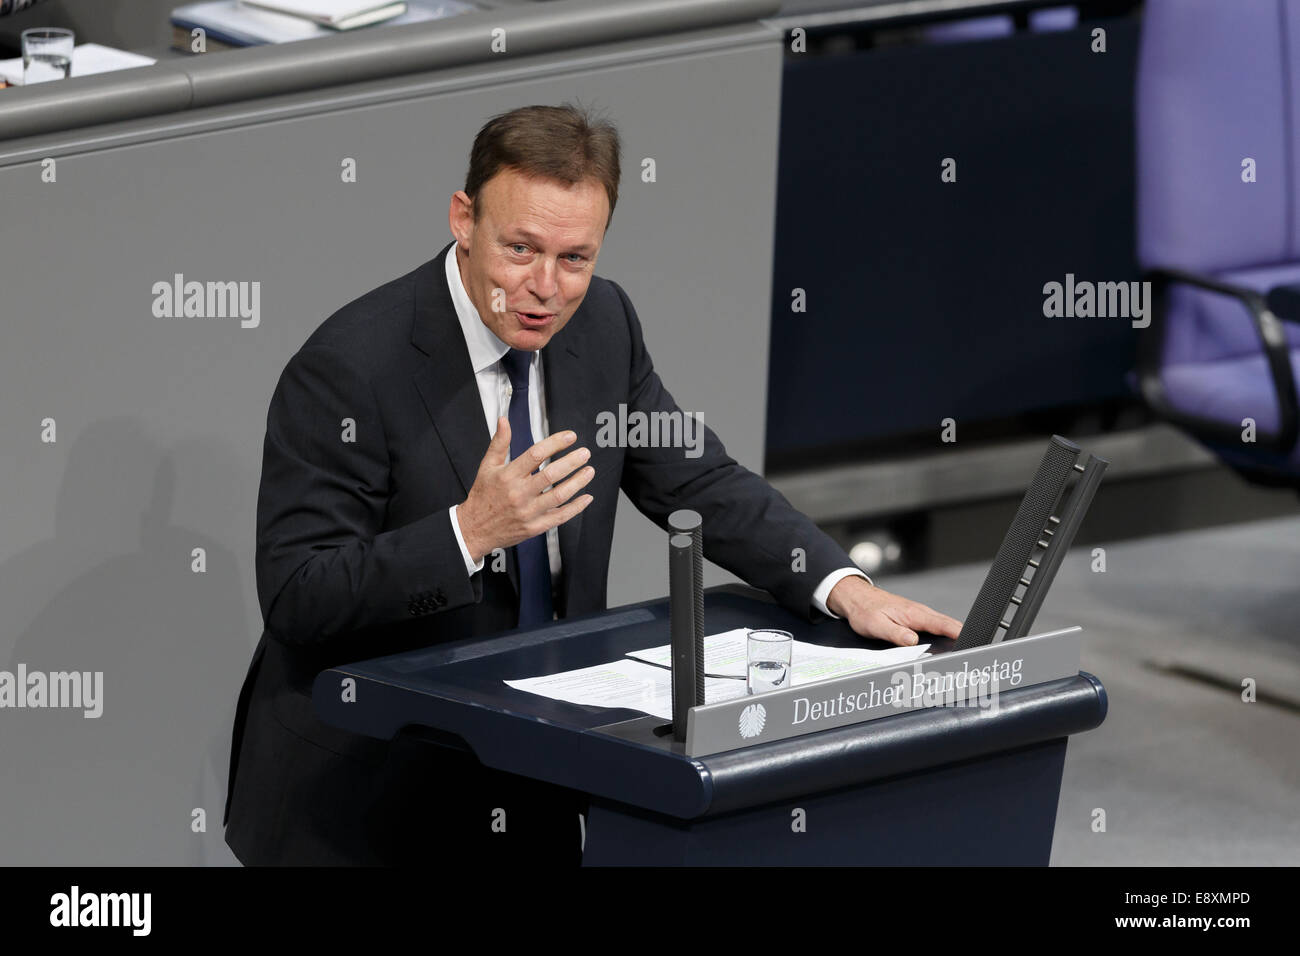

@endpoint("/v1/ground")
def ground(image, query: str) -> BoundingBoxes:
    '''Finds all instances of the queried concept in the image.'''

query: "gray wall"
[0,19,782,863]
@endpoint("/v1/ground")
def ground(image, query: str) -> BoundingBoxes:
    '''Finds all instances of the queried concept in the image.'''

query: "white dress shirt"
[442,243,871,619]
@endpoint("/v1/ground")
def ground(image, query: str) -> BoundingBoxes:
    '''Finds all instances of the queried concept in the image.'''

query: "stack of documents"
[170,0,474,50]
[242,0,408,31]
[504,628,931,721]
[0,44,156,87]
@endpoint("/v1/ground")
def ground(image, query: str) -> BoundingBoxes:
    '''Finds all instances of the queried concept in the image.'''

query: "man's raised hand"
[457,416,595,564]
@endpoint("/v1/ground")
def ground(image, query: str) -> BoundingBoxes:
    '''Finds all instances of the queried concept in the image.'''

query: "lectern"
[312,584,1106,865]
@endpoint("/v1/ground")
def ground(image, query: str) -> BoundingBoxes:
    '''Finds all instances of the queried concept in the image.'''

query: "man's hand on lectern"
[458,417,596,564]
[825,575,962,648]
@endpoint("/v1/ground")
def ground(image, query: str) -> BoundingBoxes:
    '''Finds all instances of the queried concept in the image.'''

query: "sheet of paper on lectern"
[626,627,930,681]
[504,658,747,722]
[503,629,930,720]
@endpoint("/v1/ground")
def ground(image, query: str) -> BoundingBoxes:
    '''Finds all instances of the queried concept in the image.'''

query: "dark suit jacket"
[223,239,857,865]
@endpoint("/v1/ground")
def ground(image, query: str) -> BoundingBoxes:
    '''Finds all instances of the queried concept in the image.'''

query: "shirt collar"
[444,241,526,375]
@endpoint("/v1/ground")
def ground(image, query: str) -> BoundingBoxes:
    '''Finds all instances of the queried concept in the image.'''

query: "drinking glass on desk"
[22,28,74,85]
[747,629,793,695]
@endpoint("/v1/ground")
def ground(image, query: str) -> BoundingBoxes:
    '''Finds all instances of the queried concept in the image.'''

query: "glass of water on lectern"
[747,629,793,695]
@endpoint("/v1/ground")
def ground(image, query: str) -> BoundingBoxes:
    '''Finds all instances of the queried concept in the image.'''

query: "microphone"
[667,509,705,741]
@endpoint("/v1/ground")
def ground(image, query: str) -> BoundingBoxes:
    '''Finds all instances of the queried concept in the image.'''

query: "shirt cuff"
[450,504,485,577]
[812,567,874,619]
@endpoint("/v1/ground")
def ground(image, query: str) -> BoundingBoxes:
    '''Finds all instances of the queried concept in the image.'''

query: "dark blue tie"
[500,348,554,628]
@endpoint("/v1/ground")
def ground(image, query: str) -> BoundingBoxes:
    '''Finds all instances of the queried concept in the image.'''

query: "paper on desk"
[504,659,748,722]
[0,44,156,86]
[504,630,932,720]
[626,627,931,682]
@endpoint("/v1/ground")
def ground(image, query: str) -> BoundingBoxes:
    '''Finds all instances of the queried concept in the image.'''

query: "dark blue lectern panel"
[584,739,1069,865]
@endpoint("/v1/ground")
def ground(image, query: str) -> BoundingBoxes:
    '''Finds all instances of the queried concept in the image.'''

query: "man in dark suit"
[223,103,962,866]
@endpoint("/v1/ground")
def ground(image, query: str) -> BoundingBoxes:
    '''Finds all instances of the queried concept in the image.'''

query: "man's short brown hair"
[464,102,622,231]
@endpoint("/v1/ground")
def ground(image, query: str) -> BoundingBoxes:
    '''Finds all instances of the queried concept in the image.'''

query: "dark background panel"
[767,12,1143,466]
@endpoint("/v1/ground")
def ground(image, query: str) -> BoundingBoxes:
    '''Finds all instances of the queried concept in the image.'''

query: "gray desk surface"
[766,0,1078,30]
[0,0,782,141]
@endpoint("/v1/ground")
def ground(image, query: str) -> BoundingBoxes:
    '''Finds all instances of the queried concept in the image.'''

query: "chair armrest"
[1137,267,1299,454]
[1265,283,1300,325]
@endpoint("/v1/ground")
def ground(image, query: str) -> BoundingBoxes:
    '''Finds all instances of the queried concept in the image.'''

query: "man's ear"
[448,189,475,247]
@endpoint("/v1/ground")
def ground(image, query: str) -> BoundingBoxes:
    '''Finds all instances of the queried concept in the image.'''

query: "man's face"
[448,167,608,352]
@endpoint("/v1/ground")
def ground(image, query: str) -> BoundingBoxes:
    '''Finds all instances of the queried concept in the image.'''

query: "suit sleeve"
[0,1,49,17]
[255,343,480,646]
[610,281,859,623]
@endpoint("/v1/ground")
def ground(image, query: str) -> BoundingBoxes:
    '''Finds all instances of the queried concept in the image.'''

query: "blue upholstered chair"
[1136,0,1300,489]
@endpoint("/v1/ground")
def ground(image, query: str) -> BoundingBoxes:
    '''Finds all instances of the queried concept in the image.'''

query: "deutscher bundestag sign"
[684,626,1082,757]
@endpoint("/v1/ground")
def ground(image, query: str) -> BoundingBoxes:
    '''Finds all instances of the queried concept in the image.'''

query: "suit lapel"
[541,331,592,619]
[411,240,520,597]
